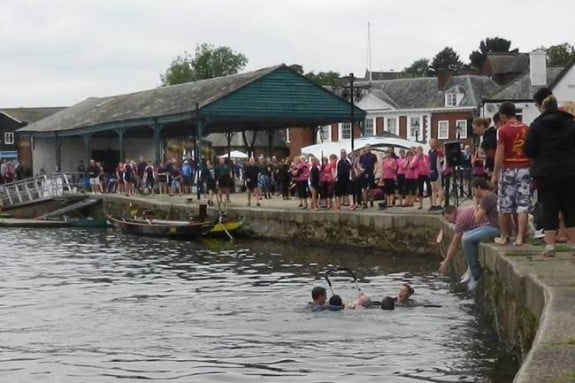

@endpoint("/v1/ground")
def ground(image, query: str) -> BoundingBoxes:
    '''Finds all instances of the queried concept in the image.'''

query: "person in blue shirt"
[181,160,192,195]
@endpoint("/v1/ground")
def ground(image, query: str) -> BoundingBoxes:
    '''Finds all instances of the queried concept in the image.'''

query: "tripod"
[443,166,471,207]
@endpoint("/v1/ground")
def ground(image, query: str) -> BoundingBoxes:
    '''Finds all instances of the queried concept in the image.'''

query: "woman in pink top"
[414,146,432,210]
[320,156,336,209]
[404,149,419,207]
[381,149,398,208]
[291,156,309,209]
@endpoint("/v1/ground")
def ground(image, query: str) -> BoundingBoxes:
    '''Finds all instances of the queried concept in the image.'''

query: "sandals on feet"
[494,237,509,246]
[543,247,555,257]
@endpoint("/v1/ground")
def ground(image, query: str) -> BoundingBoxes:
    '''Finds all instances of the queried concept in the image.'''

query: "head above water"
[311,286,327,305]
[397,284,414,304]
[381,296,395,310]
[329,295,343,307]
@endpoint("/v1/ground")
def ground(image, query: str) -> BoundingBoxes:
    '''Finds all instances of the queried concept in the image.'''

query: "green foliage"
[430,47,463,75]
[305,71,341,86]
[401,58,431,78]
[469,37,514,69]
[546,43,575,67]
[160,43,248,86]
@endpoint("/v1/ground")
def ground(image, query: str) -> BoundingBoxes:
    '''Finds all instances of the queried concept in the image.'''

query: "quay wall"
[99,195,574,383]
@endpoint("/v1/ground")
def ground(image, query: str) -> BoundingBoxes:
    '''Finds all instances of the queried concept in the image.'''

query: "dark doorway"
[91,149,120,175]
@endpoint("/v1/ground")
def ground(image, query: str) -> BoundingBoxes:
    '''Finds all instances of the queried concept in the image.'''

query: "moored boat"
[106,213,213,239]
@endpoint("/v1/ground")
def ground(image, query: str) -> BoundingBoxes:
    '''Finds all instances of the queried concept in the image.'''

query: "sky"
[1,0,574,107]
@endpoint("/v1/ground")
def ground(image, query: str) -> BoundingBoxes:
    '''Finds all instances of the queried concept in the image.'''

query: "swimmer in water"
[329,295,344,308]
[345,292,371,309]
[395,283,415,305]
[310,286,327,311]
[380,296,395,310]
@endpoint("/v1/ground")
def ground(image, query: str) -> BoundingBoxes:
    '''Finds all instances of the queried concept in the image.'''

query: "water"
[0,228,515,382]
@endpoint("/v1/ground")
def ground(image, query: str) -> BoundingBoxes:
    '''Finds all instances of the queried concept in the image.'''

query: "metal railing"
[0,173,79,208]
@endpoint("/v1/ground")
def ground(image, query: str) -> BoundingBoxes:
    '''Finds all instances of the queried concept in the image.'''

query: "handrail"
[0,173,86,208]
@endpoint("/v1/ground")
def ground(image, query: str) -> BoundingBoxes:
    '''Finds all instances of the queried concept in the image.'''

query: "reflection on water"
[0,228,515,382]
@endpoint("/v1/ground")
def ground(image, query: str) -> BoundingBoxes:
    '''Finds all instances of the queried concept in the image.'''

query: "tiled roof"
[0,107,66,123]
[489,67,564,100]
[484,53,529,75]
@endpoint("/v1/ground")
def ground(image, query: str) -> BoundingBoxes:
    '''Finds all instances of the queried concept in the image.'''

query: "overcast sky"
[2,0,574,107]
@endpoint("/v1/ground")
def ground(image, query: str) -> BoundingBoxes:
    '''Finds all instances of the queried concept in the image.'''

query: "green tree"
[305,71,341,86]
[160,43,248,86]
[469,37,515,69]
[430,47,463,75]
[401,58,431,78]
[546,43,575,67]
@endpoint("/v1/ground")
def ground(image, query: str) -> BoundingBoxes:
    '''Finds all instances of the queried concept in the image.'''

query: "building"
[482,50,575,125]
[0,107,66,169]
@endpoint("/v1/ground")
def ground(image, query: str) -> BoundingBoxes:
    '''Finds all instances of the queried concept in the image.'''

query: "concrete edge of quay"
[95,193,575,382]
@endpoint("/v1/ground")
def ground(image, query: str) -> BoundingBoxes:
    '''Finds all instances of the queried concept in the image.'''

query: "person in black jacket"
[524,87,575,257]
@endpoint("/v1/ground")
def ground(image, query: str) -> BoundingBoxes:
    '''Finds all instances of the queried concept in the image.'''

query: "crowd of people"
[0,159,25,184]
[438,87,575,291]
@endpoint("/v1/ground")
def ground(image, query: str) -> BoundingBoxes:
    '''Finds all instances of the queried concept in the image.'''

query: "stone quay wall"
[99,194,573,383]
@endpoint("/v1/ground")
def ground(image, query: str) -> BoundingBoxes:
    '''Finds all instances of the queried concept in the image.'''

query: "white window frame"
[285,128,290,143]
[340,122,352,140]
[316,125,332,142]
[456,120,467,139]
[445,93,457,107]
[364,118,374,137]
[408,116,423,141]
[4,132,14,145]
[385,117,398,136]
[437,120,449,140]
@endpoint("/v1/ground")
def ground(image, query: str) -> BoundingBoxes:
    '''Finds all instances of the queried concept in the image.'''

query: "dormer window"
[445,93,457,107]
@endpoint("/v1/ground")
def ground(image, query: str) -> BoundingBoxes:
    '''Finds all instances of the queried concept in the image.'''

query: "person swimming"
[309,287,343,311]
[380,296,395,310]
[329,294,343,307]
[345,292,371,309]
[395,283,415,305]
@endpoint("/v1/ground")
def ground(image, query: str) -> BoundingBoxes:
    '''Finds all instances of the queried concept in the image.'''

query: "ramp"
[36,197,101,220]
[0,174,76,209]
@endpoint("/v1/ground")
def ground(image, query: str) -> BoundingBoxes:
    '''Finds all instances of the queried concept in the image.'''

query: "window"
[316,125,331,142]
[364,118,374,136]
[4,132,14,145]
[445,93,457,107]
[386,118,397,135]
[438,121,449,140]
[456,120,467,139]
[341,122,351,140]
[515,108,523,122]
[409,117,422,141]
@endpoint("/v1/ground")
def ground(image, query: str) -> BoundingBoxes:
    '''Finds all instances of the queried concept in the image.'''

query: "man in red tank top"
[491,102,531,246]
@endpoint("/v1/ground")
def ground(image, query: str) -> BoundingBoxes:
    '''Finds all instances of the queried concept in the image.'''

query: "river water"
[0,228,516,382]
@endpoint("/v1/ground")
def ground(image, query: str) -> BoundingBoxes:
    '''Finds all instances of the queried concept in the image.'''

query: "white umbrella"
[218,150,248,159]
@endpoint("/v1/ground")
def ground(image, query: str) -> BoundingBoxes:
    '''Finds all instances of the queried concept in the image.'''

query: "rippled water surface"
[0,228,515,382]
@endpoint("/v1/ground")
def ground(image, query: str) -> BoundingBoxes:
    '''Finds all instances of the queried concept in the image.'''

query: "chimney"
[437,68,452,90]
[530,49,547,86]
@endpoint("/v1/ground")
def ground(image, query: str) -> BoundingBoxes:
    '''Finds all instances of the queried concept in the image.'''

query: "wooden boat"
[106,213,213,239]
[68,218,111,228]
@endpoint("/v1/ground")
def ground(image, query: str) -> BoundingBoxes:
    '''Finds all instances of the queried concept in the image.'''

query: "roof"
[358,75,499,109]
[0,107,66,123]
[488,67,564,100]
[363,70,403,81]
[19,65,365,137]
[484,53,529,75]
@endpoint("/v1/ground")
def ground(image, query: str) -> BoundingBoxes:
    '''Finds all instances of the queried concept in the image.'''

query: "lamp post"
[349,73,355,155]
[319,126,327,160]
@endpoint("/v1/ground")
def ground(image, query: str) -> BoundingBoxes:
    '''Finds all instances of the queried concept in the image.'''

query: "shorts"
[383,178,395,195]
[396,174,406,195]
[405,178,418,196]
[361,172,375,189]
[429,170,440,183]
[182,175,192,186]
[497,167,531,214]
[335,179,349,197]
[89,177,100,186]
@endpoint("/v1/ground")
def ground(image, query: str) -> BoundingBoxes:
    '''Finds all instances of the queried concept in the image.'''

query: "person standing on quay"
[524,87,575,257]
[491,103,531,246]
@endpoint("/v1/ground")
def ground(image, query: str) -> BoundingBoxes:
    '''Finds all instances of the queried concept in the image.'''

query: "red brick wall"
[288,127,315,158]
[376,117,384,135]
[399,116,407,139]
[430,112,474,146]
[331,124,338,142]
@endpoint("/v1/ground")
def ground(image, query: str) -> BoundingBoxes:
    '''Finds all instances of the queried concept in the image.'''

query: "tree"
[288,64,304,74]
[430,47,463,75]
[305,71,341,86]
[546,43,575,67]
[401,58,431,78]
[469,37,515,69]
[160,43,248,86]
